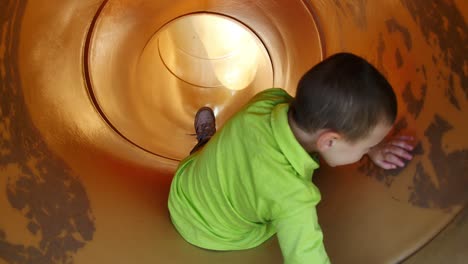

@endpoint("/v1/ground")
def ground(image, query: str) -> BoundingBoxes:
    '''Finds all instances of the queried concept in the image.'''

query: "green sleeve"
[273,207,331,264]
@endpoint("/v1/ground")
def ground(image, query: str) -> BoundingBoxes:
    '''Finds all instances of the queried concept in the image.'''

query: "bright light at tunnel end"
[157,13,269,91]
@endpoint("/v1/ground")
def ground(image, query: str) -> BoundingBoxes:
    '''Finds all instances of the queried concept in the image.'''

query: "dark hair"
[290,52,397,141]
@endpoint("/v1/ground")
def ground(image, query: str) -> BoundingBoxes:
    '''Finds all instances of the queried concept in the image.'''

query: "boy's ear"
[317,131,341,151]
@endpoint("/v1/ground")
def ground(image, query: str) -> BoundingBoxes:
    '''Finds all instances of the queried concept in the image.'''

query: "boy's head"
[289,52,397,166]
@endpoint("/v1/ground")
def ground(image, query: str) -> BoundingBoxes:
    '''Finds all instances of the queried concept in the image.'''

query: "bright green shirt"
[168,88,330,264]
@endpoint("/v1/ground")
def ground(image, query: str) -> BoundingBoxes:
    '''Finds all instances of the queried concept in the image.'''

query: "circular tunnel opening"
[158,13,271,91]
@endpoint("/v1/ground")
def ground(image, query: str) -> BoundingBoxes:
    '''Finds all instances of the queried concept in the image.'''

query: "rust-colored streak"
[386,18,413,51]
[401,0,467,104]
[0,0,96,263]
[402,82,427,119]
[410,115,468,208]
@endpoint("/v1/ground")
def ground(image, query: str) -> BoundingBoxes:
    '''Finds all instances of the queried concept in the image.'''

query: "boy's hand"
[367,136,415,170]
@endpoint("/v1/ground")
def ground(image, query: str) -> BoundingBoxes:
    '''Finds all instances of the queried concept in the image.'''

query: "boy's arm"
[273,207,331,264]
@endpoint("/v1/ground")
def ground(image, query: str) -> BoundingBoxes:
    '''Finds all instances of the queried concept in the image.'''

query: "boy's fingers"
[384,153,405,167]
[390,140,414,151]
[376,160,397,170]
[384,146,413,160]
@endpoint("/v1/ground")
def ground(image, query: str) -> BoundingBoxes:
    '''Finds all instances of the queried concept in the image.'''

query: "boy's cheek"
[338,152,364,166]
[322,151,353,167]
[318,153,336,167]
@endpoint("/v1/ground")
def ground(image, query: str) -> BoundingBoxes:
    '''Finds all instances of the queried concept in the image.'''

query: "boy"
[168,53,414,263]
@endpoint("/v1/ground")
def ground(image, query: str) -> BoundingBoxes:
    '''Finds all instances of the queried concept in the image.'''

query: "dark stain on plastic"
[395,48,403,68]
[386,18,412,51]
[409,115,468,208]
[376,32,387,76]
[0,0,96,263]
[402,82,427,119]
[401,0,467,104]
[446,74,461,111]
[416,65,427,81]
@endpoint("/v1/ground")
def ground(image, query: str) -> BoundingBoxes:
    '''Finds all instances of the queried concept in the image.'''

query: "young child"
[168,53,414,263]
